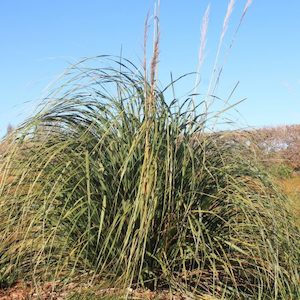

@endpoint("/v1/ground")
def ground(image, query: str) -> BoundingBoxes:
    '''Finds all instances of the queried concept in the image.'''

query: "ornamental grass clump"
[0,56,299,299]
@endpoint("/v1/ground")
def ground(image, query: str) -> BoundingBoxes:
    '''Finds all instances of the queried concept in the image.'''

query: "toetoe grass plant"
[0,3,299,300]
[0,55,299,299]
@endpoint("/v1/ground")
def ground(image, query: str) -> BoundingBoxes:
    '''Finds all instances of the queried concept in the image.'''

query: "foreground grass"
[0,57,299,299]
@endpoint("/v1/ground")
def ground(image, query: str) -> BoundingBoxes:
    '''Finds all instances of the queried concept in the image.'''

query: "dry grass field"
[279,175,300,227]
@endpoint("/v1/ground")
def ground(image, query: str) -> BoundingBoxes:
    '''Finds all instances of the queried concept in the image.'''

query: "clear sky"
[1,0,300,137]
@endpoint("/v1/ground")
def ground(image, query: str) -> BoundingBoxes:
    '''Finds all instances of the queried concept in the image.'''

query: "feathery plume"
[243,0,253,16]
[214,0,253,93]
[151,0,160,91]
[198,4,210,68]
[206,0,235,101]
[192,4,210,113]
[221,0,235,40]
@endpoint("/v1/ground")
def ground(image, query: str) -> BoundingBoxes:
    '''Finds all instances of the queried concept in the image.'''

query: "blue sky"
[1,0,300,137]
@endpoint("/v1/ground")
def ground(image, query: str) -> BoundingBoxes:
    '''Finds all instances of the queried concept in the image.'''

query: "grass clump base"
[0,57,299,299]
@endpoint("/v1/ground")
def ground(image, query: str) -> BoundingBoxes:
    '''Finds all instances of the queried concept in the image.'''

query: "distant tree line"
[248,125,300,171]
[214,124,300,174]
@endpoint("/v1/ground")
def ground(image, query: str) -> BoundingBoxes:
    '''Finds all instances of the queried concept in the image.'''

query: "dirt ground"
[0,281,201,300]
